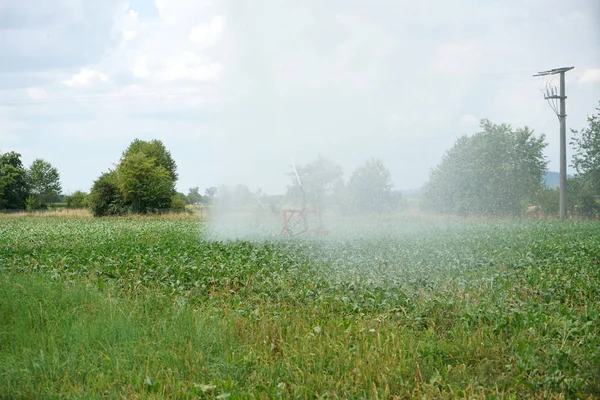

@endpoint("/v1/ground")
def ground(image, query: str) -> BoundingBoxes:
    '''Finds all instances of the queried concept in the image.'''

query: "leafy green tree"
[186,187,203,205]
[26,159,61,206]
[66,191,89,209]
[0,151,28,210]
[348,158,398,213]
[217,184,256,210]
[89,139,179,217]
[423,120,548,216]
[287,156,343,211]
[203,187,218,205]
[121,139,178,182]
[570,102,600,216]
[88,171,126,217]
[118,152,174,213]
[566,177,600,218]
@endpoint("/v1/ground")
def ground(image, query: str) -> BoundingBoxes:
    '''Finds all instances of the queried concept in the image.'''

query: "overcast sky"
[1,0,599,195]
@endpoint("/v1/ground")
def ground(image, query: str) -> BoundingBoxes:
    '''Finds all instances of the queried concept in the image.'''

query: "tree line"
[0,155,61,211]
[1,101,598,218]
[422,103,600,217]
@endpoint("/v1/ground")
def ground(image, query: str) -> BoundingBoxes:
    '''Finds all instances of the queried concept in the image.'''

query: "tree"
[26,159,61,206]
[88,171,125,217]
[570,102,600,216]
[186,187,203,205]
[203,187,219,205]
[287,156,343,211]
[118,152,174,213]
[423,120,548,216]
[567,177,600,218]
[89,139,179,216]
[347,158,398,213]
[0,151,28,210]
[121,139,178,182]
[171,193,187,210]
[66,191,89,209]
[217,184,256,210]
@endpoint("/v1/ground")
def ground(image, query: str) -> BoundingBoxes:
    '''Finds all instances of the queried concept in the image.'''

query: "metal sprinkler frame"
[281,208,328,237]
[281,164,329,237]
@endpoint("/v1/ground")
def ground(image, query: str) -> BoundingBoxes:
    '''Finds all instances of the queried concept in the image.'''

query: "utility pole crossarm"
[533,66,574,77]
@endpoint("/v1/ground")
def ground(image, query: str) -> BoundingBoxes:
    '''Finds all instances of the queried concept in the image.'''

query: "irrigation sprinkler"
[281,164,329,237]
[281,208,328,236]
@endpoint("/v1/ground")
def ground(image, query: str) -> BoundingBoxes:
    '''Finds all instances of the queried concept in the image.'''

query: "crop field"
[0,217,599,398]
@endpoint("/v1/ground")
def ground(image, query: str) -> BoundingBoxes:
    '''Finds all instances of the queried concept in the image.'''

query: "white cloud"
[132,58,151,79]
[579,68,600,84]
[3,0,600,193]
[157,57,223,83]
[63,68,110,88]
[123,29,137,41]
[26,87,48,100]
[189,15,226,47]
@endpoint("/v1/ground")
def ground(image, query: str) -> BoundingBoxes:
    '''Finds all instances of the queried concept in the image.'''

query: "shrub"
[66,191,89,209]
[88,171,127,217]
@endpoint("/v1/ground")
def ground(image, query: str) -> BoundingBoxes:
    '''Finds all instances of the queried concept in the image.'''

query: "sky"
[1,0,599,195]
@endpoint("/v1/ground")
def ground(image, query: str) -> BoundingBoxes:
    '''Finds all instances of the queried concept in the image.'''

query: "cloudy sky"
[1,0,599,195]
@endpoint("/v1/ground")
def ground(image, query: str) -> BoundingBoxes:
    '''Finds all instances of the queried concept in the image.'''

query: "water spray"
[281,163,328,237]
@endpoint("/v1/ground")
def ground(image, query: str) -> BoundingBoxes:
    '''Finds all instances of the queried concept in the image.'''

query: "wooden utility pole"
[534,66,574,219]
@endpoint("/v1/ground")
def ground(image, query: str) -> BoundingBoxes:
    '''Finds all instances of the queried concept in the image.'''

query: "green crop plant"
[0,217,598,398]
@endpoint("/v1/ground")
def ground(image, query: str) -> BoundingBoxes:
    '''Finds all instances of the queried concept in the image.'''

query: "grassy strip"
[0,274,242,399]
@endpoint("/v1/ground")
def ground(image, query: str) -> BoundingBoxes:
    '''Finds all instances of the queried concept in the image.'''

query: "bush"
[25,196,41,211]
[66,191,89,209]
[170,195,187,210]
[88,172,127,217]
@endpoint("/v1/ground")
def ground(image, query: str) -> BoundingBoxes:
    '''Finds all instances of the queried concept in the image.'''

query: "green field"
[1,217,599,398]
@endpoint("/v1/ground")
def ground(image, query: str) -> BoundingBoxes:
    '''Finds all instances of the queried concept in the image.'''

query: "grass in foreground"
[0,217,599,398]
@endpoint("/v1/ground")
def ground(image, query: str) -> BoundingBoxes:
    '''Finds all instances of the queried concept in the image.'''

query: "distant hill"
[544,171,574,189]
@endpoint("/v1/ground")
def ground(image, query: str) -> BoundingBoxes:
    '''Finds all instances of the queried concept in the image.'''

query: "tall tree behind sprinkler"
[534,66,574,219]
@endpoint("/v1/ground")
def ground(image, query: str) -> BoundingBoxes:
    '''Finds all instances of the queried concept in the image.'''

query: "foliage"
[287,155,343,211]
[567,177,600,218]
[423,119,548,216]
[217,184,256,211]
[1,218,599,397]
[571,102,600,190]
[203,186,218,205]
[570,102,600,217]
[65,191,89,209]
[348,158,398,213]
[0,151,29,210]
[536,188,559,216]
[26,159,61,206]
[170,194,187,210]
[25,195,45,211]
[118,152,174,213]
[90,139,178,216]
[186,187,203,205]
[121,139,178,182]
[88,171,126,217]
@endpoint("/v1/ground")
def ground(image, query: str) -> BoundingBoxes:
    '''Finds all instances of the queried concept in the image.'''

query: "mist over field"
[1,0,600,398]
